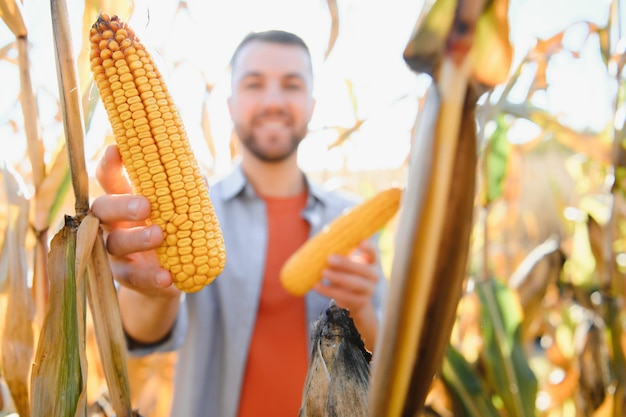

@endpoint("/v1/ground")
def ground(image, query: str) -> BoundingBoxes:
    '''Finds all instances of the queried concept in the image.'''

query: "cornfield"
[0,0,625,416]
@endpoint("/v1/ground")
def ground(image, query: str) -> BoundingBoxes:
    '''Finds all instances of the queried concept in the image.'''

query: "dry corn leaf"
[0,0,27,38]
[31,143,70,328]
[527,32,565,94]
[575,314,609,413]
[83,213,136,417]
[0,163,35,417]
[16,36,45,191]
[548,366,581,409]
[402,0,456,77]
[324,0,339,60]
[593,390,616,417]
[585,213,619,293]
[327,119,366,150]
[508,237,564,338]
[469,0,512,87]
[30,217,87,417]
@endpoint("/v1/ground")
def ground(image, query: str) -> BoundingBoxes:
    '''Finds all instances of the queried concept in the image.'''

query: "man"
[92,30,387,417]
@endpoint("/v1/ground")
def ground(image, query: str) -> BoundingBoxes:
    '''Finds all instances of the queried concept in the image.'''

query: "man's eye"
[243,82,261,89]
[285,83,304,91]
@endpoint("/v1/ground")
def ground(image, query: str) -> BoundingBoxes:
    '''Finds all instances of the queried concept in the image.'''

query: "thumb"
[96,144,133,195]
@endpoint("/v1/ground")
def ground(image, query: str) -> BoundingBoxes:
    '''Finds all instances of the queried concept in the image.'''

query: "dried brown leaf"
[0,0,27,38]
[575,316,609,413]
[508,237,564,337]
[325,0,339,60]
[84,214,134,417]
[16,36,45,191]
[327,119,365,150]
[470,0,513,87]
[0,164,35,417]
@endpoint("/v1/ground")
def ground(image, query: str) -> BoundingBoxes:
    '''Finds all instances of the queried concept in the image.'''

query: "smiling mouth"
[256,118,289,127]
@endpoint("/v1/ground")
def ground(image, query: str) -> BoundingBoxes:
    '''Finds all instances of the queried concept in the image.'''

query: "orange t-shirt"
[237,192,311,417]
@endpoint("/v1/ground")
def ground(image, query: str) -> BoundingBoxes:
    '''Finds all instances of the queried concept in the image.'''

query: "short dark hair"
[229,30,312,70]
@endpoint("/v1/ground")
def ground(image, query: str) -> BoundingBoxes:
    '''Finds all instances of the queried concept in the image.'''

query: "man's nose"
[261,82,286,107]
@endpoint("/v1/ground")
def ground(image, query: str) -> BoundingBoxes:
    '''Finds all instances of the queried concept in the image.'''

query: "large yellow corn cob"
[280,186,403,296]
[89,13,226,293]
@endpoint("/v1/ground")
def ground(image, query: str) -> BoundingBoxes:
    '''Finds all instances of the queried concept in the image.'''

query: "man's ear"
[226,96,234,119]
[308,97,317,120]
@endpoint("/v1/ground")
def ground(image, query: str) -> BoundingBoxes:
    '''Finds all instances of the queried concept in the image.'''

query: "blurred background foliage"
[0,0,625,416]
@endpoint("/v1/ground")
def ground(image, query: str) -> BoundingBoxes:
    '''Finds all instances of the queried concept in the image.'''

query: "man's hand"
[91,144,177,297]
[313,239,381,349]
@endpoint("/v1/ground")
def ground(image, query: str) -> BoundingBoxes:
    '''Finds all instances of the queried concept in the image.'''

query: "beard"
[236,124,307,163]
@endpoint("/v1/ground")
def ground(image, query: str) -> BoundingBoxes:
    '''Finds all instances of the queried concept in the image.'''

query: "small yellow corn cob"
[280,186,403,296]
[89,13,226,293]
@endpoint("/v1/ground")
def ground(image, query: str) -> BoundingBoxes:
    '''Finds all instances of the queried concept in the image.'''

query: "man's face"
[228,40,316,163]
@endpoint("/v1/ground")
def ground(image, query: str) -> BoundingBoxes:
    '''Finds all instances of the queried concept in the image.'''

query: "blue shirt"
[130,164,388,417]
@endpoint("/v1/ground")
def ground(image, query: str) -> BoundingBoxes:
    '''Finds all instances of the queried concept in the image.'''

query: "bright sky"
[120,0,426,176]
[0,0,617,182]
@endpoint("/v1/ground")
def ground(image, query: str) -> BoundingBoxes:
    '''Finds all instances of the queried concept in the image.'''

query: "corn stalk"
[368,0,512,415]
[29,0,139,416]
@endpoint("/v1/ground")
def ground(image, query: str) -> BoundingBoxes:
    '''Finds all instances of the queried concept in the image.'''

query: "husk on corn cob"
[280,186,403,296]
[299,300,371,416]
[89,13,226,293]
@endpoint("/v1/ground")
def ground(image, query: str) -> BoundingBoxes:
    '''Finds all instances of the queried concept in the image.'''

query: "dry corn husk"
[299,300,371,417]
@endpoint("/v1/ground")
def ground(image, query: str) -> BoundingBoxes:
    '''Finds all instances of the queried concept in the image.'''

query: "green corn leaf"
[476,278,538,417]
[481,115,511,206]
[30,216,87,417]
[441,344,500,417]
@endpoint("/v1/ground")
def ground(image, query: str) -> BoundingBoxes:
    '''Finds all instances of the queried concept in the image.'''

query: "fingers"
[105,226,175,295]
[113,257,175,293]
[96,144,133,195]
[92,193,152,230]
[313,241,380,310]
[352,239,377,264]
[92,145,176,296]
[105,224,163,257]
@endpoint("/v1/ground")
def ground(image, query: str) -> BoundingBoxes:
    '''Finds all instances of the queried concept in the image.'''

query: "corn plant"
[0,0,624,416]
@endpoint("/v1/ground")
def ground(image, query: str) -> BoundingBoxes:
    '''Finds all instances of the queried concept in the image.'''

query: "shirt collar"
[218,163,332,207]
[218,163,252,201]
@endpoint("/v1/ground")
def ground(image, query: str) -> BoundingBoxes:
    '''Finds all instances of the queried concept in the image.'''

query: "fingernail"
[128,198,140,217]
[143,227,153,243]
[155,271,172,287]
